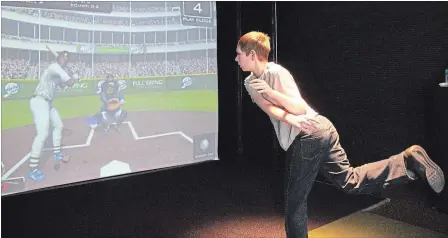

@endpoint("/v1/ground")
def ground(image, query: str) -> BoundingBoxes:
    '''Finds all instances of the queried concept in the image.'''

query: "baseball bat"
[45,44,77,80]
[45,44,58,58]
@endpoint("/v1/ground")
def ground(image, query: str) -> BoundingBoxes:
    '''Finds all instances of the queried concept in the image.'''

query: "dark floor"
[2,160,447,237]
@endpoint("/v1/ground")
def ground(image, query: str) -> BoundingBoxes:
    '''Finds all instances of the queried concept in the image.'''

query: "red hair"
[238,31,271,62]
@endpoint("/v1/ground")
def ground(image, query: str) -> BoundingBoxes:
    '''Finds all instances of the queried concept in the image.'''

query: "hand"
[58,83,67,89]
[249,79,273,95]
[286,114,318,134]
[72,73,80,82]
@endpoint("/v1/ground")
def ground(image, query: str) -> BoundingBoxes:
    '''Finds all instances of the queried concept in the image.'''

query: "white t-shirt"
[244,62,318,151]
[34,62,71,101]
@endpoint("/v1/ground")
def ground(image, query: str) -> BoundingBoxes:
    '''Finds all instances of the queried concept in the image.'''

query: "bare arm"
[245,79,317,133]
[250,70,310,115]
[51,63,78,87]
[64,78,78,87]
[249,86,299,125]
[267,89,308,115]
[268,71,310,115]
[64,71,79,87]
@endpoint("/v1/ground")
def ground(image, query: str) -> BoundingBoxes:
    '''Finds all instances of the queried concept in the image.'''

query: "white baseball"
[200,139,209,151]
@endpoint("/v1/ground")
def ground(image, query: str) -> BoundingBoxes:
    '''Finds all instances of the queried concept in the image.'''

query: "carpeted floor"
[309,211,448,238]
[3,160,386,238]
[368,180,448,235]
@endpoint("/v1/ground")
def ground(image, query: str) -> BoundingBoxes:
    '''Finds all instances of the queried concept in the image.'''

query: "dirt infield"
[1,110,218,195]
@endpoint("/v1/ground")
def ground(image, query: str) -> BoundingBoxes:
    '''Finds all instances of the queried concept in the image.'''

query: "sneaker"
[28,169,44,181]
[54,152,70,164]
[404,145,445,193]
[54,152,66,161]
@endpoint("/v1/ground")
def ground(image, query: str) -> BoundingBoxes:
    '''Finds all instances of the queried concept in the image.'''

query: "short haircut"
[238,31,271,62]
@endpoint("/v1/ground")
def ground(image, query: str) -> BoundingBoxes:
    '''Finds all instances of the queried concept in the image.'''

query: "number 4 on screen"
[193,3,202,13]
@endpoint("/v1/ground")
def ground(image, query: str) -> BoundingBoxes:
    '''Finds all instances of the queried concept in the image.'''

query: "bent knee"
[327,178,358,195]
[54,121,64,130]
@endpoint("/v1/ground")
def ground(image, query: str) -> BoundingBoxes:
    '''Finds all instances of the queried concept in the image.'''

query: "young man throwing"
[235,31,445,238]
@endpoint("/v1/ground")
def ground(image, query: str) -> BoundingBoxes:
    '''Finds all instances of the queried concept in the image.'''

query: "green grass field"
[1,90,218,130]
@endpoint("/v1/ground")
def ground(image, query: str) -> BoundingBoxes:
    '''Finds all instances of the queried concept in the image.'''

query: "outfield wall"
[1,74,217,100]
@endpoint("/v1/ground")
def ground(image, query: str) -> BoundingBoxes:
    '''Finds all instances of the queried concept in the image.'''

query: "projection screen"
[1,1,219,196]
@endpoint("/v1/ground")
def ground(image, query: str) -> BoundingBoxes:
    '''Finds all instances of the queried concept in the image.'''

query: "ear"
[250,50,256,60]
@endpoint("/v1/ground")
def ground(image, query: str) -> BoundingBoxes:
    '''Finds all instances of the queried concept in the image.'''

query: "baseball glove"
[107,98,121,111]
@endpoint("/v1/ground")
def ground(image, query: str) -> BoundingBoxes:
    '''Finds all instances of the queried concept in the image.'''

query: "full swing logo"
[57,82,90,93]
[132,79,165,89]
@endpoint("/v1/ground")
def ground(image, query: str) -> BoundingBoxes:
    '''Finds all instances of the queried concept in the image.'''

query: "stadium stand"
[1,2,217,80]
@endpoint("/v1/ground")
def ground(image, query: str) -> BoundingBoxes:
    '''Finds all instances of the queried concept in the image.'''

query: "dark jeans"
[283,115,414,238]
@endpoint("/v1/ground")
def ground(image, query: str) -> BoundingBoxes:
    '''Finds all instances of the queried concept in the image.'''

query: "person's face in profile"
[235,45,255,72]
[58,54,69,67]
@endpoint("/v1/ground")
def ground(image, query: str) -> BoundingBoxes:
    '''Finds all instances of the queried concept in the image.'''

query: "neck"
[252,61,268,78]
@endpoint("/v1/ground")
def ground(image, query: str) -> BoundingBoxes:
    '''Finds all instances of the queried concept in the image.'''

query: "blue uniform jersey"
[100,80,124,112]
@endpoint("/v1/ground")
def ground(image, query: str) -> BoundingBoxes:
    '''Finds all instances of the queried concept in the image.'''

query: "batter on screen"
[28,51,80,181]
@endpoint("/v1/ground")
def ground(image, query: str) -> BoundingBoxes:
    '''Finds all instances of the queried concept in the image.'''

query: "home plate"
[100,160,131,178]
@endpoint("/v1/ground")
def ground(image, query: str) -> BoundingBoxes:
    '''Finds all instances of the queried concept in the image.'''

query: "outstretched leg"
[321,117,445,195]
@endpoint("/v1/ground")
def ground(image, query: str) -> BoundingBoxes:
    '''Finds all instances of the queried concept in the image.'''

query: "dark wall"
[217,2,279,167]
[215,2,240,162]
[216,2,278,166]
[276,2,448,165]
[239,2,278,166]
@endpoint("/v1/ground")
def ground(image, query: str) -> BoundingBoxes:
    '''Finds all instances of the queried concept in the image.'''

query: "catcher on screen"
[87,74,128,133]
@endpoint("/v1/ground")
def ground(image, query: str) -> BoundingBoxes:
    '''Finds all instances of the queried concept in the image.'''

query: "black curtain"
[217,2,279,167]
[275,2,448,166]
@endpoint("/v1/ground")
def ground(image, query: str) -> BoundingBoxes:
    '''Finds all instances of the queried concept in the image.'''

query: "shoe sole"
[28,175,44,181]
[412,146,445,193]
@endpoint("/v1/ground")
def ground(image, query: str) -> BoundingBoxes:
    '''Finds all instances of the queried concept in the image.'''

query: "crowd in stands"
[2,3,219,80]
[2,5,181,26]
[1,57,218,80]
[2,34,211,48]
[112,2,180,13]
[87,56,217,78]
[34,61,89,79]
[1,58,30,79]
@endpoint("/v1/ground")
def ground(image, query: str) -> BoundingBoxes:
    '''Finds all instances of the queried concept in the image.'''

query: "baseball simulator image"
[1,1,219,196]
[87,73,128,133]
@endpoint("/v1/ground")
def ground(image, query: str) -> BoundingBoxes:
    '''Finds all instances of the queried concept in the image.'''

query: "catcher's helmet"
[106,74,115,81]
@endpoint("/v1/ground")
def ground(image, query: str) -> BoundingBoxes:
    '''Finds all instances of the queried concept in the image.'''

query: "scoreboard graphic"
[2,1,216,28]
[1,1,113,13]
[180,1,215,28]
